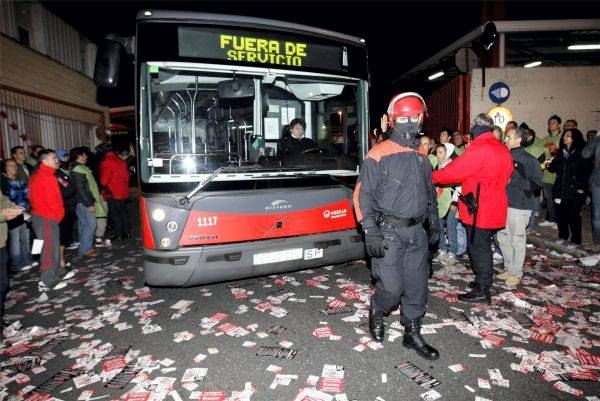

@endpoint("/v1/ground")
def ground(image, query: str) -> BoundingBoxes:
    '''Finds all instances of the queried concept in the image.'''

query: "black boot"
[369,307,385,342]
[468,281,477,289]
[458,286,491,304]
[402,318,439,361]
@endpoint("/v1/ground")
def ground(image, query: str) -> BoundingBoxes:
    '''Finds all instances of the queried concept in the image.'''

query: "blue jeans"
[543,183,556,222]
[456,219,467,256]
[445,210,459,255]
[438,219,448,252]
[527,196,540,230]
[76,203,97,255]
[8,223,34,270]
[591,185,600,244]
[1,247,8,324]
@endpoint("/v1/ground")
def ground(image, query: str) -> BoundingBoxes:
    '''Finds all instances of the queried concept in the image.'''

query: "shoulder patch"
[366,141,414,162]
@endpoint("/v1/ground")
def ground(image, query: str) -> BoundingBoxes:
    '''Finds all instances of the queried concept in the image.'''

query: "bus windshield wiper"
[179,166,316,205]
[180,166,228,205]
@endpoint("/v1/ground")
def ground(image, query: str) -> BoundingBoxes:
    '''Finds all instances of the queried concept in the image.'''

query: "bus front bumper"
[142,229,365,287]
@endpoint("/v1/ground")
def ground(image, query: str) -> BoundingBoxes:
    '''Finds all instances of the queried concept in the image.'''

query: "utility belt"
[376,214,426,229]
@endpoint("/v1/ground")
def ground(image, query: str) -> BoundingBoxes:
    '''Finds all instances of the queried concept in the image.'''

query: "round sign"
[455,48,479,73]
[488,82,510,104]
[487,106,514,131]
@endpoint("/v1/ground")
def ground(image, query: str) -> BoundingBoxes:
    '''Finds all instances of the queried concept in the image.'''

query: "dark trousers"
[371,224,429,323]
[543,183,556,222]
[0,247,8,325]
[59,206,76,246]
[465,225,494,290]
[556,198,582,244]
[32,215,65,287]
[108,199,131,237]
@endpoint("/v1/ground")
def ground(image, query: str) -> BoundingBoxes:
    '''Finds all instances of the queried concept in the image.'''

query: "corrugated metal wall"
[0,1,97,77]
[1,105,94,155]
[41,6,82,74]
[0,1,18,39]
[423,76,461,139]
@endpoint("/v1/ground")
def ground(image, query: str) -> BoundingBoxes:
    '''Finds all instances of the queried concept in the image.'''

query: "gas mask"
[391,118,421,148]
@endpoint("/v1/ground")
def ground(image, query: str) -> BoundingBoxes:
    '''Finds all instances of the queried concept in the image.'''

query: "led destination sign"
[179,27,345,71]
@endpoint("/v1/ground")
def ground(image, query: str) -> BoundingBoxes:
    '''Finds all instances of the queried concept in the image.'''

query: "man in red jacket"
[30,149,75,292]
[433,114,513,304]
[100,146,131,240]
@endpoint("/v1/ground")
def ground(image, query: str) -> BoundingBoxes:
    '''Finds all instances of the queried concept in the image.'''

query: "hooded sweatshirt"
[436,143,455,218]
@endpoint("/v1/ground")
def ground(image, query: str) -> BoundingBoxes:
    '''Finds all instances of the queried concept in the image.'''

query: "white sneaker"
[20,265,33,271]
[95,239,105,248]
[62,269,78,280]
[442,253,456,267]
[38,281,68,292]
[434,250,447,262]
[31,261,39,267]
[66,242,79,250]
[104,239,112,247]
[538,221,554,227]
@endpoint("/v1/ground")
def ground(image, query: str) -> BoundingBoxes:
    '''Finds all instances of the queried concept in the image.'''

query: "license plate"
[253,248,303,265]
[303,248,324,260]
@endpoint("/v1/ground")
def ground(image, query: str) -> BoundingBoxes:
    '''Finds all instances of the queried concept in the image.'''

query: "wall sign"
[487,106,513,131]
[489,82,510,104]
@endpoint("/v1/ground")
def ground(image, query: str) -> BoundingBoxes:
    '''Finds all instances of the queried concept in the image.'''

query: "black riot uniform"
[353,92,440,360]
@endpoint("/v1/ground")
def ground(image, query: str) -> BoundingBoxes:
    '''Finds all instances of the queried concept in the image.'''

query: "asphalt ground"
[1,237,599,401]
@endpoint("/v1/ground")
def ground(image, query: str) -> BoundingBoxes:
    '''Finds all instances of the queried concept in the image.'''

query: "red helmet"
[387,92,427,127]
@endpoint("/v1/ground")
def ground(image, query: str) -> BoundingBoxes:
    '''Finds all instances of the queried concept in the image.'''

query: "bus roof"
[136,10,366,47]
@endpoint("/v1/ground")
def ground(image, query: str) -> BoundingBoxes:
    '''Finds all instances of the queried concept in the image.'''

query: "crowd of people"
[358,91,599,362]
[414,115,599,266]
[0,143,133,323]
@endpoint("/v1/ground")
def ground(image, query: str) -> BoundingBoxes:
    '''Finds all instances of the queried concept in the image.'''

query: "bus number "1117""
[198,216,218,227]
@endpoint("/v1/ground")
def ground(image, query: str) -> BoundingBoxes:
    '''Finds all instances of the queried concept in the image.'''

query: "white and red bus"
[95,10,369,286]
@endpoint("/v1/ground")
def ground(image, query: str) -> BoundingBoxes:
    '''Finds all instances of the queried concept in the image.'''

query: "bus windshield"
[141,65,365,183]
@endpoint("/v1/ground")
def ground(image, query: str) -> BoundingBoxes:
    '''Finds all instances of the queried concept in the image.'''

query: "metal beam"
[393,23,488,84]
[494,19,600,33]
[394,19,600,84]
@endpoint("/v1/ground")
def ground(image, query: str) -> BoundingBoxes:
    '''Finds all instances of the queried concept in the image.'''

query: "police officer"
[353,93,440,361]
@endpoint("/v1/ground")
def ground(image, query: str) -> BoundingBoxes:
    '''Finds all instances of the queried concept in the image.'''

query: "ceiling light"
[428,71,444,80]
[524,61,542,68]
[144,10,152,16]
[567,44,600,51]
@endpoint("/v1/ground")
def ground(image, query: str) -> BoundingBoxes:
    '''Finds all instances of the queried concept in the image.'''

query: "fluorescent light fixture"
[359,38,366,43]
[144,10,152,16]
[568,44,600,50]
[428,71,444,80]
[524,61,542,68]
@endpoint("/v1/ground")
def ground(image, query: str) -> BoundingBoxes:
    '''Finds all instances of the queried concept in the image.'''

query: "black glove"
[428,221,440,247]
[364,228,386,258]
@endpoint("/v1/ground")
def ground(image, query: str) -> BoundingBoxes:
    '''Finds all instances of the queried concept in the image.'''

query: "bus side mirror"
[94,39,122,87]
[218,79,255,99]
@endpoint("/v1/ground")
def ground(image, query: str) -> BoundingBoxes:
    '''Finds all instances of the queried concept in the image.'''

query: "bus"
[95,10,369,286]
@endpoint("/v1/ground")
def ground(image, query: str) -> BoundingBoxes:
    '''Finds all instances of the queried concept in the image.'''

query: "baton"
[470,183,481,244]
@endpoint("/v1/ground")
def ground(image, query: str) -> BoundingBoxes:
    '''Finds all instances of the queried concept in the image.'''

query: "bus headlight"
[166,221,178,232]
[152,208,166,222]
[160,237,171,247]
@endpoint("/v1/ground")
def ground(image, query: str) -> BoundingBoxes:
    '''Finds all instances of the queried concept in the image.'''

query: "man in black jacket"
[277,118,316,157]
[497,127,543,287]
